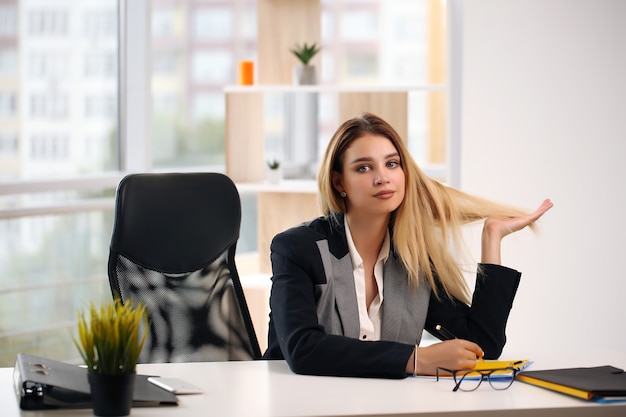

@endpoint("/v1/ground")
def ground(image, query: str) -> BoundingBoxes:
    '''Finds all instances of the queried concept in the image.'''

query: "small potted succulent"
[290,42,321,85]
[74,296,148,416]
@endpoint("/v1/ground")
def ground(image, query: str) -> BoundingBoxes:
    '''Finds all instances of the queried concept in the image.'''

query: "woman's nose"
[374,172,388,185]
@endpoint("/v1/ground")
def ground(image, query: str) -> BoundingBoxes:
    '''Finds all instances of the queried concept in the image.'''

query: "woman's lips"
[374,190,395,199]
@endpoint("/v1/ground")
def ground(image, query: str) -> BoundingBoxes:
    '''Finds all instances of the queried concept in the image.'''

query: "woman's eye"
[357,165,370,173]
[387,160,400,168]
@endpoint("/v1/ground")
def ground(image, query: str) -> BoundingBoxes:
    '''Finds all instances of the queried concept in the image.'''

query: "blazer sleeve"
[424,263,522,359]
[264,229,415,379]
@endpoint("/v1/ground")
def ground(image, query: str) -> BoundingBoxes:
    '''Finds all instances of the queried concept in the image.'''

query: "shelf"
[224,84,446,94]
[236,180,317,195]
[234,164,448,198]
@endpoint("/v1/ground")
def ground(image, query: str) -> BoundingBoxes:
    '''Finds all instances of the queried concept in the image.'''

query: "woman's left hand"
[481,199,553,264]
[484,198,554,240]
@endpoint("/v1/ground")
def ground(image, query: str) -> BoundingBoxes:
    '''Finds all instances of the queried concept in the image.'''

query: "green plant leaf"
[267,159,280,169]
[290,42,321,65]
[73,296,149,375]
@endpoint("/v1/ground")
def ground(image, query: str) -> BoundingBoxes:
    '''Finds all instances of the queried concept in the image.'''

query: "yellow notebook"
[422,359,531,379]
[473,359,530,371]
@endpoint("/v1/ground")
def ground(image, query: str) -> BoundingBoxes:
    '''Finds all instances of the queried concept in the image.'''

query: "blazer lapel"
[381,256,407,341]
[381,256,431,345]
[332,252,360,339]
[315,236,360,339]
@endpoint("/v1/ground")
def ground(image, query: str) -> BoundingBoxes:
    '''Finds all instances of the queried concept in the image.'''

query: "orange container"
[238,60,254,85]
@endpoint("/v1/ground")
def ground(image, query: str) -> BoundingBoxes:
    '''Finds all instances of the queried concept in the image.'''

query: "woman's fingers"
[417,339,485,375]
[528,198,554,222]
[486,198,554,238]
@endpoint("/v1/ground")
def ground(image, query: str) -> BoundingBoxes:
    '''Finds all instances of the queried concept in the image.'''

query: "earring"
[340,191,347,198]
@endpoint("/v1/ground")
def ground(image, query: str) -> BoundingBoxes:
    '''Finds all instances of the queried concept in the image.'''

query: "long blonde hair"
[318,113,529,304]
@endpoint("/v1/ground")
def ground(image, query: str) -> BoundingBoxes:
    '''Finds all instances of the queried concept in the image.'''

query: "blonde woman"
[263,113,553,378]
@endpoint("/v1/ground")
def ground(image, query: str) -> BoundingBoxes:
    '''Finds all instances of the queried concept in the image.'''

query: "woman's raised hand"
[485,198,554,239]
[481,199,553,264]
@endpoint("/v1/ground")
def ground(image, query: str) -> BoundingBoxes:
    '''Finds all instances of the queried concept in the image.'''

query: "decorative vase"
[88,372,136,416]
[293,64,317,85]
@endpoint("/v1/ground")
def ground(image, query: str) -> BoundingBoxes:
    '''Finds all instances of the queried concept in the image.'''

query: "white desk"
[2,351,625,417]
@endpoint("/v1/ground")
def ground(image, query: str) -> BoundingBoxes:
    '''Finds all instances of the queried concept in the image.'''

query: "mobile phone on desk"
[147,377,204,394]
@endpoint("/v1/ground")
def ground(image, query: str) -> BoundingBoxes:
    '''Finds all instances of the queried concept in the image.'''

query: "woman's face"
[332,133,405,217]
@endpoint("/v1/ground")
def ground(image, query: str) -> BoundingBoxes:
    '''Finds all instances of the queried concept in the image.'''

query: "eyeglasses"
[436,367,520,392]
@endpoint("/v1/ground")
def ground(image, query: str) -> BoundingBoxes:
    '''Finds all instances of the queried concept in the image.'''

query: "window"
[84,53,117,78]
[0,5,17,37]
[28,52,69,78]
[193,8,233,41]
[0,92,16,117]
[339,10,378,42]
[0,133,18,156]
[191,50,233,83]
[29,94,69,119]
[0,0,119,366]
[0,49,17,75]
[0,0,454,366]
[28,9,69,37]
[83,9,117,39]
[29,134,69,160]
[84,95,116,118]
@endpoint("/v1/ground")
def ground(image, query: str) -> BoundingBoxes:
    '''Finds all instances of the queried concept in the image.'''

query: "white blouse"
[344,219,390,341]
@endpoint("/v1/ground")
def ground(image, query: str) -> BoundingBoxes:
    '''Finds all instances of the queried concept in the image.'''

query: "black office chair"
[107,172,262,362]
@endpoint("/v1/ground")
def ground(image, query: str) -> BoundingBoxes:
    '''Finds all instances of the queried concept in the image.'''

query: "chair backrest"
[108,172,261,362]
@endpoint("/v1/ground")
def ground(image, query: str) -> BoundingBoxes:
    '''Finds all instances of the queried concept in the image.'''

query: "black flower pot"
[88,372,136,416]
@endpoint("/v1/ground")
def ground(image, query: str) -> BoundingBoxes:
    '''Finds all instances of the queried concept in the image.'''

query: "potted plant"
[290,42,321,85]
[74,297,148,416]
[266,158,282,184]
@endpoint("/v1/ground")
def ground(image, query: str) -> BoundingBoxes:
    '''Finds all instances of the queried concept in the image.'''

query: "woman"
[263,113,553,379]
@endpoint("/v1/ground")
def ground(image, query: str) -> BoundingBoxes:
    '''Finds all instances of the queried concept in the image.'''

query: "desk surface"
[3,350,625,417]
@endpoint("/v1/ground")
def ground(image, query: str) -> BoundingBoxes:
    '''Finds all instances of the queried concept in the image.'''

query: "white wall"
[460,0,626,354]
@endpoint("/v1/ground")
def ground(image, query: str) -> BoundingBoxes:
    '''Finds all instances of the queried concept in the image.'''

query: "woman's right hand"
[412,339,484,376]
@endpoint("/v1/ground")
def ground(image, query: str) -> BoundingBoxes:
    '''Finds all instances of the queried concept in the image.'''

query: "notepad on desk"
[462,359,532,379]
[416,359,531,380]
[474,359,531,372]
[516,365,626,402]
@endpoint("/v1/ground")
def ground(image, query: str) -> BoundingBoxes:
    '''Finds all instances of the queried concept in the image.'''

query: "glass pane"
[321,0,430,86]
[0,1,119,182]
[0,210,113,366]
[150,1,257,171]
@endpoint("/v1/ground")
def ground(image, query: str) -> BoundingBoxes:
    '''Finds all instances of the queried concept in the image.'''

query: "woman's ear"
[331,170,344,194]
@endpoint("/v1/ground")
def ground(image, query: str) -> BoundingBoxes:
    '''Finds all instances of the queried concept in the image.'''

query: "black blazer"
[263,214,521,379]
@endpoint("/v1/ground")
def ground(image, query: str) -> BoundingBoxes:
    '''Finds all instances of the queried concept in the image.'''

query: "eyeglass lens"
[454,368,516,392]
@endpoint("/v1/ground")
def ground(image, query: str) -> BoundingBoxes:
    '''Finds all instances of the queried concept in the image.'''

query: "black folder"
[516,365,626,401]
[13,353,178,410]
